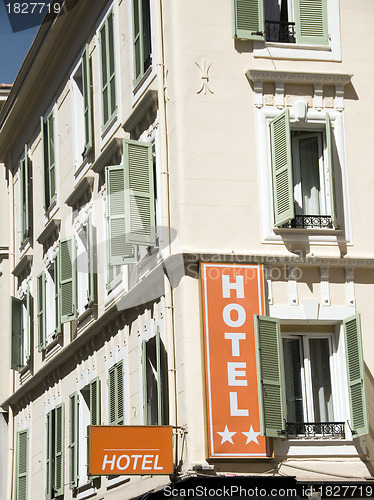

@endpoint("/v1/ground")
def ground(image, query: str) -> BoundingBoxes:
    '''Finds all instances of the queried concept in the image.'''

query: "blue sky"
[0,1,39,84]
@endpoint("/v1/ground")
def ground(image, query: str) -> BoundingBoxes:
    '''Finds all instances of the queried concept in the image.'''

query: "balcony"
[265,20,296,43]
[280,215,334,229]
[286,422,346,439]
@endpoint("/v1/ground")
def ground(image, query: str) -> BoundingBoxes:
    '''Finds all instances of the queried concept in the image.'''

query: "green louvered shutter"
[90,377,101,425]
[270,109,294,226]
[100,10,117,128]
[16,430,28,500]
[25,290,32,363]
[54,404,64,497]
[155,326,163,425]
[232,0,264,40]
[142,339,148,424]
[47,111,56,204]
[116,361,124,425]
[105,165,137,265]
[343,314,369,438]
[294,0,328,46]
[87,216,95,307]
[54,254,61,335]
[10,297,23,371]
[69,393,79,489]
[59,237,77,323]
[41,117,49,209]
[82,44,93,157]
[46,411,52,500]
[326,113,338,229]
[37,272,46,351]
[108,365,116,424]
[124,140,156,246]
[254,315,286,438]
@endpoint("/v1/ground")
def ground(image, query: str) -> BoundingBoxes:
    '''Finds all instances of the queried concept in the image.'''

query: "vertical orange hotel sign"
[201,263,269,458]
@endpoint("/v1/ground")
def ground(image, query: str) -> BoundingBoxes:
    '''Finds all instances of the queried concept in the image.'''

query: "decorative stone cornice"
[123,89,158,132]
[36,218,61,246]
[12,254,33,277]
[65,176,94,208]
[91,137,123,174]
[246,69,352,86]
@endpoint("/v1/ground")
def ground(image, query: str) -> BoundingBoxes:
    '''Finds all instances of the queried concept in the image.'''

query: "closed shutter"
[47,112,56,203]
[116,361,124,425]
[41,116,49,209]
[54,403,65,497]
[69,394,79,489]
[294,0,328,45]
[232,0,264,40]
[326,113,338,229]
[25,290,32,363]
[343,314,369,438]
[54,254,61,334]
[46,412,52,500]
[108,362,124,425]
[105,165,137,265]
[90,377,101,425]
[16,430,28,500]
[59,237,77,323]
[142,339,148,424]
[87,216,95,307]
[254,315,286,438]
[10,297,23,371]
[155,326,163,425]
[270,109,294,226]
[82,44,93,156]
[124,140,156,246]
[108,365,116,424]
[100,10,117,128]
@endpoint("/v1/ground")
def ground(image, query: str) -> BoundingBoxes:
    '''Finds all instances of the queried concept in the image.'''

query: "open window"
[233,0,328,46]
[99,9,117,130]
[10,290,32,371]
[19,144,32,245]
[132,0,152,87]
[41,110,57,210]
[37,255,60,352]
[254,314,368,439]
[270,109,337,229]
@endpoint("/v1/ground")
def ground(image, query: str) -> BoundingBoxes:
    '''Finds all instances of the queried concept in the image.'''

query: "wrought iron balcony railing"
[280,215,333,229]
[265,20,296,43]
[286,422,345,439]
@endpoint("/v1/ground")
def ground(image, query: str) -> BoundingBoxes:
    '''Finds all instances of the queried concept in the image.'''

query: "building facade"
[0,0,374,499]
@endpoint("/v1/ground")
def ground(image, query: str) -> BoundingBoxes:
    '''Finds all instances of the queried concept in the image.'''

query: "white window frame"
[42,103,59,220]
[45,259,58,346]
[255,106,351,244]
[129,0,156,100]
[254,0,341,61]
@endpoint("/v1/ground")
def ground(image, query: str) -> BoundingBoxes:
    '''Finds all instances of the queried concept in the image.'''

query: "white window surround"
[128,0,156,102]
[255,106,352,245]
[253,0,341,61]
[70,57,90,179]
[273,320,366,457]
[97,3,121,145]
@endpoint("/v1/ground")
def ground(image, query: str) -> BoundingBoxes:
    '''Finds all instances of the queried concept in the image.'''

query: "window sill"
[253,40,341,62]
[274,227,343,237]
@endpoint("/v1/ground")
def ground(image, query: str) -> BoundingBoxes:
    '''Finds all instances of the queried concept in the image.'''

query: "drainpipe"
[6,155,15,500]
[154,0,179,469]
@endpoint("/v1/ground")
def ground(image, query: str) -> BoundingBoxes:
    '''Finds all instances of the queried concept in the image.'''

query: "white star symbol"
[217,425,236,444]
[242,426,261,445]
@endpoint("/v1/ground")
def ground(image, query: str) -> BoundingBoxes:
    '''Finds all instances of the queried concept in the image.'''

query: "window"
[270,109,337,229]
[46,404,64,499]
[71,45,93,168]
[105,139,156,290]
[10,290,32,371]
[142,325,169,425]
[19,145,32,244]
[37,256,60,352]
[41,110,57,210]
[69,378,101,489]
[233,0,328,45]
[254,314,369,439]
[132,0,152,86]
[76,217,95,315]
[108,361,124,425]
[15,429,29,500]
[100,9,117,129]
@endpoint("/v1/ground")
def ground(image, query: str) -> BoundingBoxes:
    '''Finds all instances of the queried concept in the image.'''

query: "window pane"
[298,135,321,215]
[309,338,334,422]
[142,0,152,71]
[145,337,159,425]
[283,338,304,422]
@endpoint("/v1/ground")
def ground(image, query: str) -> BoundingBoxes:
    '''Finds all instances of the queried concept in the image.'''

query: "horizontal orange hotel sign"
[88,425,173,475]
[201,263,270,458]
